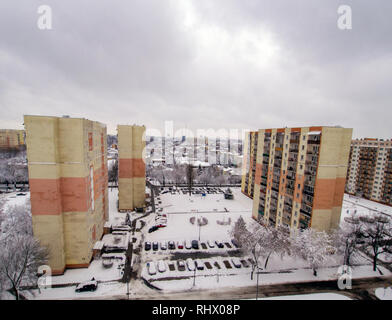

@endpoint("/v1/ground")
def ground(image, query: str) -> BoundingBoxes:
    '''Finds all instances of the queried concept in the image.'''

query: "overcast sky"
[0,0,391,138]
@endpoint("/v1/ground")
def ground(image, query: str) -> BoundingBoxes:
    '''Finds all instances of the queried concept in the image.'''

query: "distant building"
[24,115,108,274]
[243,126,352,232]
[117,125,146,211]
[241,131,258,198]
[0,129,25,150]
[345,138,392,206]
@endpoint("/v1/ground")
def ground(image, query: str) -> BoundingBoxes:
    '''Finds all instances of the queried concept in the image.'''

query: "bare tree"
[186,164,194,195]
[358,214,392,272]
[108,159,118,186]
[332,215,362,266]
[0,234,49,300]
[292,228,332,276]
[0,201,48,300]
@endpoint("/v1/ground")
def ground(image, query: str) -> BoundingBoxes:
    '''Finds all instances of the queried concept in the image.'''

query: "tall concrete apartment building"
[247,126,352,232]
[346,138,392,205]
[118,125,146,211]
[241,131,258,198]
[24,115,108,274]
[0,129,25,150]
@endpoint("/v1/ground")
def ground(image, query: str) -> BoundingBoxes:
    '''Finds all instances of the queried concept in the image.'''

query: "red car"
[177,241,184,249]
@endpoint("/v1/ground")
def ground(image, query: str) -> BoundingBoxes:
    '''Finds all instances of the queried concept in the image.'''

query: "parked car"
[231,258,242,268]
[191,240,199,249]
[168,241,175,250]
[177,241,184,249]
[147,262,157,275]
[231,239,240,248]
[186,258,195,271]
[152,241,159,251]
[156,222,167,228]
[157,260,166,273]
[148,226,159,233]
[160,241,167,250]
[177,260,186,271]
[195,259,204,270]
[75,279,98,292]
[215,240,224,248]
[207,240,215,248]
[144,241,151,251]
[185,240,192,249]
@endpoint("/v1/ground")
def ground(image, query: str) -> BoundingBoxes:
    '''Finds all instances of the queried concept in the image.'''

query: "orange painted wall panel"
[254,163,262,185]
[313,179,337,210]
[29,179,62,215]
[333,177,347,207]
[60,177,89,212]
[119,158,146,178]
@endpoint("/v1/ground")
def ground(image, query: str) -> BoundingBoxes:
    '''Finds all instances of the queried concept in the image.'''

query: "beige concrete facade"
[249,126,352,232]
[118,125,146,211]
[24,115,108,274]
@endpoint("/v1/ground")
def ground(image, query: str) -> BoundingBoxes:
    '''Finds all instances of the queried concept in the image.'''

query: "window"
[88,132,93,151]
[302,145,305,150]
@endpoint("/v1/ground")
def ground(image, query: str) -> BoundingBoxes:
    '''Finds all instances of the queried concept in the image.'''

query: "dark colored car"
[152,241,159,251]
[191,240,199,249]
[231,239,240,248]
[144,241,151,251]
[168,241,175,250]
[215,240,224,248]
[148,226,159,233]
[75,279,98,292]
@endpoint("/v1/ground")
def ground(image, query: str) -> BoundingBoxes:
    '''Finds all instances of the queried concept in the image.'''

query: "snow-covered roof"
[308,131,321,135]
[93,241,104,250]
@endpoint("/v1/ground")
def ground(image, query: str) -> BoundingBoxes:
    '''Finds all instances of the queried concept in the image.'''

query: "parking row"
[146,256,252,275]
[145,239,240,251]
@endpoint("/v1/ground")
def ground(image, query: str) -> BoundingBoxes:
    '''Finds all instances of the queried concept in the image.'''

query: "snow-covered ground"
[253,293,352,300]
[375,287,392,300]
[1,188,391,300]
[340,193,392,223]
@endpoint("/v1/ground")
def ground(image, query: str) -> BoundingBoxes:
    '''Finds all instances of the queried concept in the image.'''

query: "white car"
[207,240,215,248]
[186,258,195,271]
[160,241,167,250]
[185,240,192,249]
[157,260,166,273]
[147,261,156,275]
[231,257,242,268]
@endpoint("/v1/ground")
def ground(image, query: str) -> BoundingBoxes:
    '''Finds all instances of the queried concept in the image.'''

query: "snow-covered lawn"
[156,188,252,214]
[340,193,392,223]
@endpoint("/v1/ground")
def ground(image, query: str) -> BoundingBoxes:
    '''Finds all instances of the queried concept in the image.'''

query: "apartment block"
[118,125,146,211]
[250,126,352,232]
[346,138,392,205]
[241,131,258,198]
[0,129,25,150]
[24,115,108,274]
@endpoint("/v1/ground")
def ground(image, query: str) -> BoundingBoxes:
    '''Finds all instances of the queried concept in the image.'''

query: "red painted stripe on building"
[118,158,145,178]
[29,179,62,215]
[60,177,89,212]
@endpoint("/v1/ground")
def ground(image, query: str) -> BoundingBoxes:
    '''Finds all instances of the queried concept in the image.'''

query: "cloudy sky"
[0,0,391,138]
